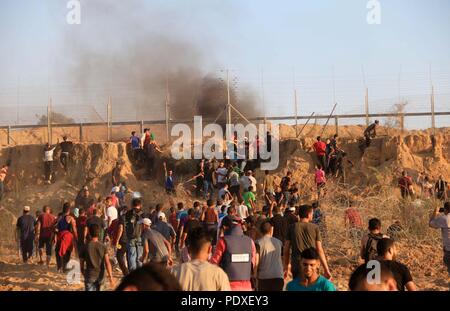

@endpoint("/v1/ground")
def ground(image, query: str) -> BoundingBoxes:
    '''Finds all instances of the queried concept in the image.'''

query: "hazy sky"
[0,0,449,128]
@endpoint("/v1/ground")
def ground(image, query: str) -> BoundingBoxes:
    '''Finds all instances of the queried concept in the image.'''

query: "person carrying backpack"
[360,218,389,263]
[116,198,144,272]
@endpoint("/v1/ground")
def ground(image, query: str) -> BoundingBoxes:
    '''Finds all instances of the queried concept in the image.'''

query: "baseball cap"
[23,206,31,212]
[133,192,142,199]
[157,212,166,220]
[288,206,296,212]
[138,218,152,226]
[83,186,89,191]
[111,186,120,193]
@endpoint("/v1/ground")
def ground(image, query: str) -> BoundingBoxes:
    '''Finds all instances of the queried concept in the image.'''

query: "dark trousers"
[20,238,34,262]
[55,242,72,271]
[257,278,284,291]
[0,180,4,201]
[116,241,129,276]
[60,152,70,172]
[44,161,53,181]
[205,224,218,246]
[317,154,326,170]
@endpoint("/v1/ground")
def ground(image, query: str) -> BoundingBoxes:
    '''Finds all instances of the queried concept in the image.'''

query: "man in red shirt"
[344,204,364,241]
[398,171,413,199]
[210,216,256,291]
[313,136,327,171]
[35,205,56,266]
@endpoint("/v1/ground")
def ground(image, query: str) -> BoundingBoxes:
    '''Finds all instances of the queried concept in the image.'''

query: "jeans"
[20,237,34,262]
[203,180,214,199]
[283,191,291,206]
[126,240,143,272]
[85,280,101,291]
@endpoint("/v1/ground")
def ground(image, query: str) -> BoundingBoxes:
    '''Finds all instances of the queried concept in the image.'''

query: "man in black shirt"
[59,136,74,174]
[363,120,379,148]
[270,205,285,243]
[116,198,144,272]
[80,224,115,291]
[376,238,417,291]
[16,206,35,263]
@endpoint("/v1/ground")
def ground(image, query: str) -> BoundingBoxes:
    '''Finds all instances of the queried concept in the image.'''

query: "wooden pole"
[79,123,83,142]
[226,69,232,138]
[335,116,339,136]
[107,97,111,142]
[47,98,52,144]
[297,112,315,138]
[365,87,369,127]
[294,89,298,137]
[431,86,436,136]
[321,103,338,137]
[7,125,11,145]
[165,75,170,143]
[140,120,144,135]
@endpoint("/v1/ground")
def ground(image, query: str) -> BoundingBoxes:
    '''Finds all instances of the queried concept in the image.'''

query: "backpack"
[364,232,383,262]
[125,209,143,241]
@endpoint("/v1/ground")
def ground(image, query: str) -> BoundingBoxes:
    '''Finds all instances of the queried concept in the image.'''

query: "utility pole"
[226,69,232,139]
[165,74,171,143]
[47,98,52,144]
[107,97,111,142]
[294,89,298,137]
[365,87,369,127]
[261,68,266,125]
[429,64,436,136]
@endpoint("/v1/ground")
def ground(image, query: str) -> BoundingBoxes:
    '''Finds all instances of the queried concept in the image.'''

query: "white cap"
[111,186,120,193]
[157,212,166,221]
[138,218,152,226]
[288,206,296,212]
[23,206,31,212]
[133,192,142,199]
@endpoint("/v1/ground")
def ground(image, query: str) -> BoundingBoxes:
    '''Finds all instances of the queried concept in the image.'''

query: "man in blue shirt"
[130,131,141,162]
[286,247,336,291]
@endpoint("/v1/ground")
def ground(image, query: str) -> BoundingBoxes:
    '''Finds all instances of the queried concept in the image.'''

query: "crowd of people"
[6,125,450,291]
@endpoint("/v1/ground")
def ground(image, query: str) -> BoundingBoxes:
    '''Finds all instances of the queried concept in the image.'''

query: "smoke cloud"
[58,0,260,123]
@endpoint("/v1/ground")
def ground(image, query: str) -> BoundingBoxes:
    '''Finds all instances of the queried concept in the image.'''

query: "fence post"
[431,86,436,136]
[7,125,11,145]
[47,98,52,144]
[107,97,111,142]
[140,120,144,134]
[400,114,405,133]
[334,116,339,136]
[79,123,83,142]
[365,88,369,127]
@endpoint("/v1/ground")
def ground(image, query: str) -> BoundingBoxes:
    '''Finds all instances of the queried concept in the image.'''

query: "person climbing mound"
[359,120,379,152]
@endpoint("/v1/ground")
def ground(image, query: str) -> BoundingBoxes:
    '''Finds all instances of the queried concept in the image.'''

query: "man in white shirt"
[172,227,230,291]
[236,198,249,220]
[429,202,450,275]
[215,161,228,190]
[43,142,57,184]
[105,196,118,228]
[248,171,257,194]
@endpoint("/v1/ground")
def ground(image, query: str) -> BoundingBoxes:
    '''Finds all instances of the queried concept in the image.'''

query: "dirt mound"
[0,125,449,291]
